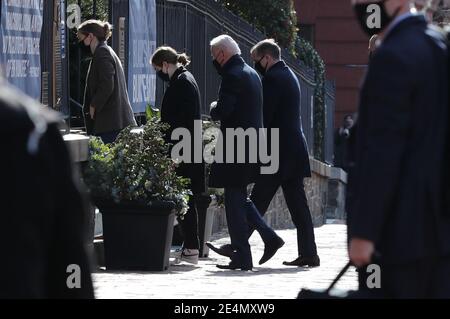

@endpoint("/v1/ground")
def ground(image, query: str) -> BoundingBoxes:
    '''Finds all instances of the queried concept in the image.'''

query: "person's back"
[0,83,94,299]
[88,43,137,135]
[216,55,263,131]
[263,62,311,180]
[350,14,450,266]
[210,54,263,189]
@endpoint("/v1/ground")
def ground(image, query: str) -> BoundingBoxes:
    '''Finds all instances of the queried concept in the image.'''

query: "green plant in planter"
[145,103,161,121]
[83,118,191,217]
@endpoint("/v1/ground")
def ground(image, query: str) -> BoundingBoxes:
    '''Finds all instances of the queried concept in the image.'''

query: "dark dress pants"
[224,187,279,268]
[250,176,318,258]
[178,195,200,250]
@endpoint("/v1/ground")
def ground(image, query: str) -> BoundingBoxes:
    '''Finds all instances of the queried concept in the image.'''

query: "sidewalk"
[92,223,358,299]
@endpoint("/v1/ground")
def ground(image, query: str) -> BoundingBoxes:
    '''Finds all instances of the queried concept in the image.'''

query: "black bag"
[297,262,356,299]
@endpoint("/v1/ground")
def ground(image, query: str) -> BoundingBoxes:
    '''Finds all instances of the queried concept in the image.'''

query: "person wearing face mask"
[150,46,205,264]
[77,20,136,143]
[348,0,450,298]
[208,35,284,271]
[207,39,319,268]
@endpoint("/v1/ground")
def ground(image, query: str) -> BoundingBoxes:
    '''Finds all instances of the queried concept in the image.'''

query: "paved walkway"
[92,222,358,299]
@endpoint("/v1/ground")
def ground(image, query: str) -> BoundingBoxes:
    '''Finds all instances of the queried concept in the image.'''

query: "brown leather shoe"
[283,255,320,267]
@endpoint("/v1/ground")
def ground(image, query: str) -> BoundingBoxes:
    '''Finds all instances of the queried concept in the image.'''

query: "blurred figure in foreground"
[348,0,450,298]
[0,82,94,299]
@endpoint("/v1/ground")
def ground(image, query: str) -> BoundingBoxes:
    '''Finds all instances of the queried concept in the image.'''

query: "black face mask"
[78,40,92,56]
[212,59,222,75]
[255,57,267,76]
[157,70,170,82]
[353,0,401,37]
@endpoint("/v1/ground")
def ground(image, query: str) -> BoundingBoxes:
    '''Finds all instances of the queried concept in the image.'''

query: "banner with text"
[128,0,156,113]
[0,0,43,100]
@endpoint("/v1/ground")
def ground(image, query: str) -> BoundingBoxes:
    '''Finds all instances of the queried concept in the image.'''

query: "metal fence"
[154,0,335,163]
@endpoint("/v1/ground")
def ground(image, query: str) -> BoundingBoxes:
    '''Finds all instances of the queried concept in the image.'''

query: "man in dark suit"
[0,82,94,299]
[207,39,320,267]
[209,35,284,271]
[349,0,450,298]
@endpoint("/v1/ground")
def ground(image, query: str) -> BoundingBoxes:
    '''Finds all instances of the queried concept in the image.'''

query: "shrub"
[82,118,191,216]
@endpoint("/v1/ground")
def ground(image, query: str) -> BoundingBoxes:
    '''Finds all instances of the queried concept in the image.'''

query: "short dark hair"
[251,39,281,60]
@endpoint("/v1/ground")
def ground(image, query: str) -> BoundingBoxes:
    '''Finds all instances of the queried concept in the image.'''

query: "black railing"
[155,0,335,162]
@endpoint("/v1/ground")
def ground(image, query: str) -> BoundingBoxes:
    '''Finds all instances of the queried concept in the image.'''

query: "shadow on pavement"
[205,266,312,277]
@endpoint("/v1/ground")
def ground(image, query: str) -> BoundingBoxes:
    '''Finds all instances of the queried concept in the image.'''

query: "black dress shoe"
[283,255,321,267]
[259,237,285,265]
[206,243,234,258]
[216,263,253,271]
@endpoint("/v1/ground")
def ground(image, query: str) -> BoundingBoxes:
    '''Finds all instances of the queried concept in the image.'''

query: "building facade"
[295,0,370,128]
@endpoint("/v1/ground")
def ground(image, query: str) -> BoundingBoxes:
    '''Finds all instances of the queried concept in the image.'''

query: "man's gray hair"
[210,35,241,55]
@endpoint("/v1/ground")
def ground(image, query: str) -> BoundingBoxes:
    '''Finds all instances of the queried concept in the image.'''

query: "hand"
[210,101,217,111]
[90,106,95,120]
[349,238,375,268]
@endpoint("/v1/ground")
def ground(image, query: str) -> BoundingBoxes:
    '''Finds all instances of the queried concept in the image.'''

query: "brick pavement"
[92,222,358,299]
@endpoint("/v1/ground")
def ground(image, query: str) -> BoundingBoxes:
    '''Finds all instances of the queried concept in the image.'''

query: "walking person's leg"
[208,179,284,262]
[245,198,279,242]
[250,178,280,220]
[218,187,253,270]
[244,196,285,265]
[281,178,319,266]
[177,195,200,264]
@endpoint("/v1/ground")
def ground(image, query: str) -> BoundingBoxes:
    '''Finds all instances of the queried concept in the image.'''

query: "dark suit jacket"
[209,55,263,188]
[0,84,94,298]
[261,61,311,180]
[347,15,450,265]
[84,42,137,135]
[161,66,205,194]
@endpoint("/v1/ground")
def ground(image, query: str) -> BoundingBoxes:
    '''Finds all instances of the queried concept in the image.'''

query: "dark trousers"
[178,195,200,250]
[357,256,450,298]
[250,176,318,258]
[97,130,121,144]
[225,187,279,268]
